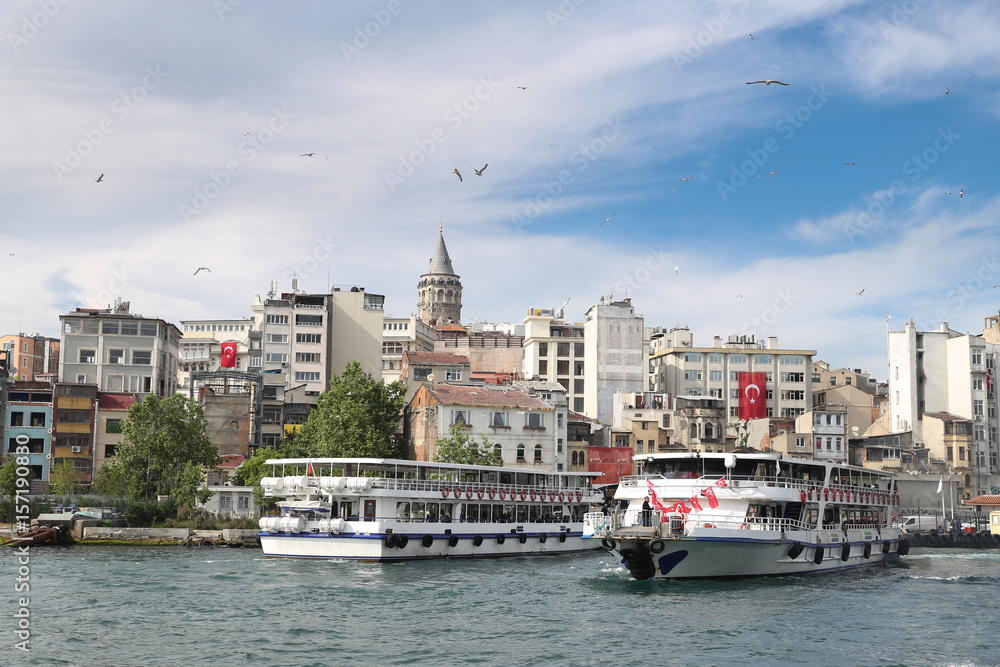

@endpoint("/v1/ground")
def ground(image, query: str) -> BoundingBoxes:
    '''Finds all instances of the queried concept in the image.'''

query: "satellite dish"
[851,426,859,435]
[427,374,435,382]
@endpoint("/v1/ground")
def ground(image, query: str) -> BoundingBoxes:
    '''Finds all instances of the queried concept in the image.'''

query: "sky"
[3,0,1000,379]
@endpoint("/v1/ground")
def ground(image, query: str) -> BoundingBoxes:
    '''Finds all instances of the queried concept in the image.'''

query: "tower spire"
[440,216,443,233]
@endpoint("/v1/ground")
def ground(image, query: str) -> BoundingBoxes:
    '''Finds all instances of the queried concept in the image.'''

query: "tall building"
[649,333,816,424]
[58,301,181,398]
[381,315,437,383]
[0,333,59,381]
[417,225,462,327]
[5,381,54,487]
[523,305,586,413]
[177,318,255,390]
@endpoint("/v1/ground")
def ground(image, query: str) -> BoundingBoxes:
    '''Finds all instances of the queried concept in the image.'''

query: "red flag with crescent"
[646,479,668,511]
[702,486,719,509]
[220,341,237,368]
[738,372,767,420]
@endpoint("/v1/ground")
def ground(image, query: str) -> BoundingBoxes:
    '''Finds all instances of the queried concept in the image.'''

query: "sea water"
[2,545,998,666]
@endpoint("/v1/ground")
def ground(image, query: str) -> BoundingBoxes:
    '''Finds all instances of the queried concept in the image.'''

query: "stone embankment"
[80,527,260,547]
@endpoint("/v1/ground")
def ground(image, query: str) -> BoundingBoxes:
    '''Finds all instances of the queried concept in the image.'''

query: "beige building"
[0,333,59,381]
[382,315,437,383]
[399,351,471,406]
[811,360,879,395]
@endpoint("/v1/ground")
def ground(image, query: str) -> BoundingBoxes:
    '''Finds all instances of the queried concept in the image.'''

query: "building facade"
[0,334,59,382]
[177,318,255,390]
[382,315,438,383]
[5,381,54,487]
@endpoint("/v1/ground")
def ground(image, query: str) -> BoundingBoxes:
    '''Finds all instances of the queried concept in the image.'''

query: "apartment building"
[177,318,255,389]
[5,381,54,487]
[0,334,59,381]
[382,315,437,383]
[58,301,181,398]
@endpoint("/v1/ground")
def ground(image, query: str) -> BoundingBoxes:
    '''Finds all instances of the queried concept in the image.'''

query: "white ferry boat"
[258,457,604,560]
[584,452,911,579]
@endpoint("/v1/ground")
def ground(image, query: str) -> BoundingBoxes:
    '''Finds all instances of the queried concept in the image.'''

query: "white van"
[897,515,944,533]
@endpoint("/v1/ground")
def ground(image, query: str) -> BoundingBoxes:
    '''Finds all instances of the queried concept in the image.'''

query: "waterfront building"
[5,380,54,488]
[611,390,676,473]
[0,333,59,382]
[93,392,137,477]
[177,317,255,390]
[433,321,524,379]
[53,382,97,486]
[58,301,181,398]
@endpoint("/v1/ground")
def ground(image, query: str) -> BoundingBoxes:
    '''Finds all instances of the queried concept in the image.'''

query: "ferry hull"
[260,531,598,561]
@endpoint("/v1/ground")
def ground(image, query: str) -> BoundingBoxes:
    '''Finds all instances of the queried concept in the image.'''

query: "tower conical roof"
[427,231,455,275]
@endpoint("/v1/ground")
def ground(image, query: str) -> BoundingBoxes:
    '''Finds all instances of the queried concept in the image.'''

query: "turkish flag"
[738,372,767,420]
[220,341,237,368]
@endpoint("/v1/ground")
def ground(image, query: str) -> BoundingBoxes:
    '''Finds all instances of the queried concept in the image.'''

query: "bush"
[223,516,259,530]
[122,498,180,527]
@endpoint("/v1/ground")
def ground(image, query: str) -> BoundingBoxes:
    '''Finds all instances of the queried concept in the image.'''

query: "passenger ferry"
[258,458,604,560]
[584,452,911,579]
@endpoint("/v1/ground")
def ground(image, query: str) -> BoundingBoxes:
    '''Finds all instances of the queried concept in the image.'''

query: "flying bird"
[471,164,488,176]
[768,168,781,182]
[857,288,865,296]
[679,177,690,182]
[243,131,251,136]
[749,33,754,39]
[747,80,789,86]
[947,190,952,195]
[960,189,964,198]
[843,162,861,166]
[301,153,316,157]
[95,174,104,183]
[452,169,462,182]
[736,294,745,300]
[517,86,530,90]
[674,263,679,274]
[194,267,211,275]
[945,89,949,95]
[600,213,616,225]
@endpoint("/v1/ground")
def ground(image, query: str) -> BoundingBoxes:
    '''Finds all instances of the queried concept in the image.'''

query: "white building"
[382,315,437,383]
[177,317,255,390]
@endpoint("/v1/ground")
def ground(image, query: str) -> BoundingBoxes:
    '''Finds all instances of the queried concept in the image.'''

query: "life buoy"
[520,489,527,500]
[891,514,897,522]
[808,488,813,501]
[530,490,537,501]
[500,488,507,500]
[840,490,845,502]
[739,523,747,529]
[549,491,557,502]
[476,488,484,499]
[466,488,474,499]
[441,486,451,498]
[454,487,463,499]
[824,488,830,502]
[575,491,582,502]
[559,491,566,502]
[488,488,496,499]
[800,491,807,503]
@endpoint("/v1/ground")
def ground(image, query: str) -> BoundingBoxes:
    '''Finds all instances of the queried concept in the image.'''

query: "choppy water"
[2,544,998,666]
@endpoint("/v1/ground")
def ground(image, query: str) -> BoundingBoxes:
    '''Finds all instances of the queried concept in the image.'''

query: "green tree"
[232,435,310,509]
[93,394,219,506]
[0,455,19,499]
[48,459,79,497]
[434,423,502,466]
[298,361,406,458]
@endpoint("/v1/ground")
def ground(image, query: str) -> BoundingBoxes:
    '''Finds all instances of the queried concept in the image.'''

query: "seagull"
[674,263,679,274]
[960,189,964,198]
[736,294,745,300]
[843,162,861,166]
[679,177,690,182]
[243,131,251,136]
[194,267,211,275]
[517,86,530,90]
[95,174,104,183]
[452,169,462,182]
[945,89,949,95]
[471,164,488,176]
[768,168,781,182]
[857,288,865,296]
[749,33,754,40]
[747,80,789,86]
[600,213,616,225]
[947,190,952,195]
[301,153,316,157]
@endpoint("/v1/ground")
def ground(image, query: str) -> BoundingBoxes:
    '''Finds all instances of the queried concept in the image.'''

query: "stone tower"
[417,223,463,326]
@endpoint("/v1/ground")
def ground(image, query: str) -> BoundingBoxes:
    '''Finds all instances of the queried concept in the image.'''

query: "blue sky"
[3,1,999,378]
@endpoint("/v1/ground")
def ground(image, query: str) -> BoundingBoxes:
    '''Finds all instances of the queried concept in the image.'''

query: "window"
[538,360,548,375]
[557,343,570,357]
[109,349,124,364]
[298,333,322,344]
[574,343,584,357]
[684,353,702,362]
[29,412,45,427]
[538,343,548,357]
[413,368,431,380]
[637,440,644,454]
[710,370,722,381]
[79,349,96,363]
[781,355,805,365]
[265,353,287,363]
[451,410,470,425]
[219,495,232,510]
[266,314,288,324]
[729,388,739,399]
[106,419,123,434]
[445,369,462,381]
[662,414,670,428]
[972,350,983,365]
[132,351,151,365]
[574,361,584,375]
[754,354,772,364]
[710,388,722,398]
[295,314,323,326]
[489,412,509,428]
[795,437,805,448]
[382,342,402,354]
[9,412,22,426]
[516,444,525,461]
[684,370,702,381]
[295,353,320,363]
[574,379,584,393]
[534,445,542,463]
[974,400,984,416]
[729,354,747,364]
[730,371,740,382]
[140,322,157,336]
[121,321,138,336]
[709,353,722,364]
[780,390,804,400]
[525,413,544,428]
[294,372,321,381]
[973,377,984,390]
[780,372,804,382]
[238,495,250,510]
[266,333,288,344]
[102,321,120,334]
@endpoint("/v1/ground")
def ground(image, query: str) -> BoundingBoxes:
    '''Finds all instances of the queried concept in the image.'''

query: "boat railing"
[596,510,815,535]
[355,478,588,499]
[630,475,895,501]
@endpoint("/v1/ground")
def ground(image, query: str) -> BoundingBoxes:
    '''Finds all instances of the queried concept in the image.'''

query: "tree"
[93,394,219,506]
[728,419,751,449]
[48,459,80,497]
[434,423,502,466]
[233,435,310,509]
[298,361,406,458]
[0,454,22,499]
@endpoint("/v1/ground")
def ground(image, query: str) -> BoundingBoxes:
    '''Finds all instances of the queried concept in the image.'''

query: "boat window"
[412,501,425,522]
[492,504,503,522]
[441,503,452,523]
[465,504,477,522]
[503,504,515,522]
[517,505,528,522]
[529,505,539,522]
[396,502,410,522]
[804,506,818,528]
[339,501,355,519]
[552,506,564,521]
[426,503,440,522]
[364,500,376,521]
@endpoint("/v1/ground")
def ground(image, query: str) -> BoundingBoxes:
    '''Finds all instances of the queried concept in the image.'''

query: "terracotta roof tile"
[404,351,470,365]
[425,384,553,410]
[98,393,139,410]
[966,495,1000,506]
